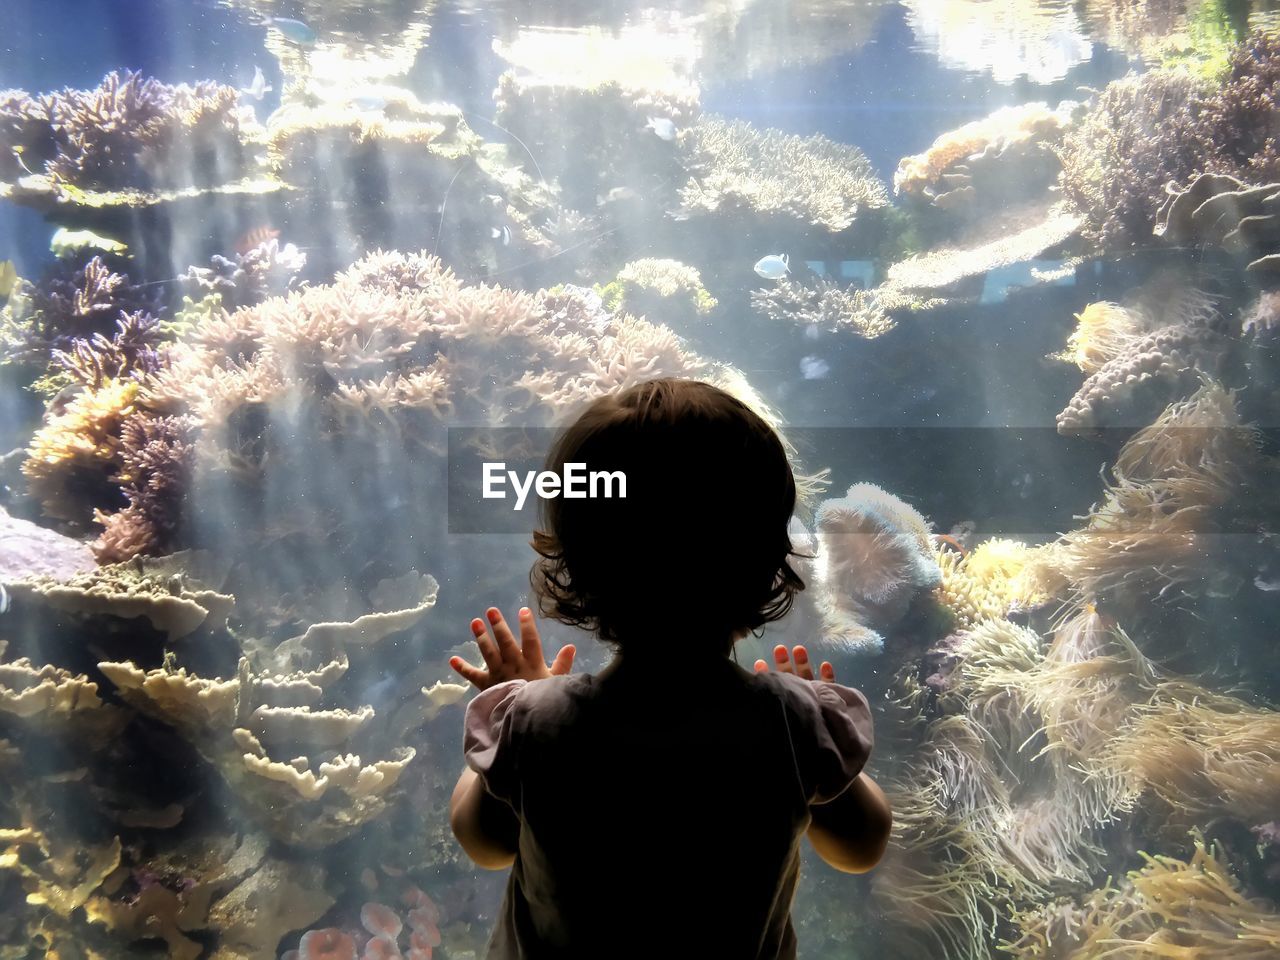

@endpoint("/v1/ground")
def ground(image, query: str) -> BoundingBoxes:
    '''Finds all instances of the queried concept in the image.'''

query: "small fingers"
[773,644,793,674]
[472,618,502,671]
[819,660,836,682]
[449,655,487,688]
[550,643,576,675]
[518,607,544,664]
[753,659,769,673]
[487,607,521,663]
[792,645,814,681]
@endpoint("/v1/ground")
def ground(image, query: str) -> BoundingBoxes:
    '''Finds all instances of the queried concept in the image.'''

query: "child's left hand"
[450,606,576,690]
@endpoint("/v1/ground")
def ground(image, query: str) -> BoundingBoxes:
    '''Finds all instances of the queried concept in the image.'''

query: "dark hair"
[530,378,805,654]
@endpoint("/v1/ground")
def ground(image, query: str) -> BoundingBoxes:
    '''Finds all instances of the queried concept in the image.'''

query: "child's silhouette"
[449,378,892,960]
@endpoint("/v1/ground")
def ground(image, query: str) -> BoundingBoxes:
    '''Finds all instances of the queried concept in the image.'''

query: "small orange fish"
[233,226,280,255]
[933,533,968,557]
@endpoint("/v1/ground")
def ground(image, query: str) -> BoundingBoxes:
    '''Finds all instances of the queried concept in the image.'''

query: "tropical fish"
[0,260,17,298]
[598,186,639,205]
[646,117,677,141]
[799,355,830,380]
[753,254,789,280]
[491,225,512,246]
[240,65,271,101]
[234,226,280,255]
[50,227,128,258]
[265,17,316,47]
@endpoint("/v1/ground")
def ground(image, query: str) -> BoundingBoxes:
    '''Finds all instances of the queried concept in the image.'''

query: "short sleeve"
[463,678,528,805]
[776,675,875,804]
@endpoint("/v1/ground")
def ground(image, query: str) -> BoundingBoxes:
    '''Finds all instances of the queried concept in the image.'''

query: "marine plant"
[751,277,907,339]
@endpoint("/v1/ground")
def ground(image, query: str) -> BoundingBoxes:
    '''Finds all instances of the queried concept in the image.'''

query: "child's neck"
[598,645,736,679]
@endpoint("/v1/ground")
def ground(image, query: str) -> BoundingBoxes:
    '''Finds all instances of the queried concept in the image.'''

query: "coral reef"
[1058,70,1212,247]
[677,116,888,231]
[598,258,717,326]
[894,101,1076,212]
[1004,836,1280,959]
[1055,287,1230,432]
[809,483,941,655]
[1155,172,1280,275]
[0,71,254,192]
[933,537,1044,629]
[751,277,921,340]
[181,238,307,311]
[1047,383,1272,607]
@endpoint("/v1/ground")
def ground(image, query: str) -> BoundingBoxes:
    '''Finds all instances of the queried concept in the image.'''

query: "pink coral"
[298,929,357,960]
[360,902,403,940]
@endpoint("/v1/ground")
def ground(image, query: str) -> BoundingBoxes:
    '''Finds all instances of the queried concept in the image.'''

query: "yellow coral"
[934,536,1044,628]
[23,380,138,521]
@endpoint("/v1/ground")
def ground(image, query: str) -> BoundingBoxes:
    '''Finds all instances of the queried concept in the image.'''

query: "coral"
[93,414,199,563]
[1058,70,1212,247]
[2,254,160,375]
[22,378,139,522]
[883,201,1082,293]
[751,277,919,339]
[181,238,307,311]
[52,71,250,191]
[1155,172,1280,274]
[1244,289,1280,336]
[677,115,888,231]
[894,101,1075,211]
[810,483,941,655]
[1049,383,1266,602]
[50,310,167,391]
[1191,29,1280,183]
[1056,301,1146,373]
[1004,836,1280,959]
[599,258,717,324]
[6,557,234,640]
[1055,319,1229,433]
[0,88,55,181]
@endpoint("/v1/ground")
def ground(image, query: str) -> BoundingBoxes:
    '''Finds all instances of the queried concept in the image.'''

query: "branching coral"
[4,70,253,191]
[751,277,916,339]
[894,101,1076,211]
[1191,29,1280,184]
[2,254,160,375]
[810,483,940,655]
[181,238,307,311]
[678,115,888,231]
[1058,70,1212,247]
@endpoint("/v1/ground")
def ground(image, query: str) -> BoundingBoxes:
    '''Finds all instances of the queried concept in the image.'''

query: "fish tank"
[2,0,1280,957]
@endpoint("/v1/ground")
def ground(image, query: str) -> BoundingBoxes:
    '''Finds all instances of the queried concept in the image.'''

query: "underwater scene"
[3,0,1280,956]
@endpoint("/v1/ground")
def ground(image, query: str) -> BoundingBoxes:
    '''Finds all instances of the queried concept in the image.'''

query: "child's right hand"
[753,644,835,683]
[450,606,576,691]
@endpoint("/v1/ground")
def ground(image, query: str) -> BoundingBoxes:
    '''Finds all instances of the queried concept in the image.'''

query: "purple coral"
[52,311,166,389]
[1193,30,1280,184]
[181,238,307,310]
[93,414,198,563]
[4,71,248,191]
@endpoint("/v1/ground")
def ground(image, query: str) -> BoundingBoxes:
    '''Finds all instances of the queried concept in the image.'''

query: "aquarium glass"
[2,0,1279,957]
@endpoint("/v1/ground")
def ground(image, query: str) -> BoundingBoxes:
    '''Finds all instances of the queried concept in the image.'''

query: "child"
[448,378,892,960]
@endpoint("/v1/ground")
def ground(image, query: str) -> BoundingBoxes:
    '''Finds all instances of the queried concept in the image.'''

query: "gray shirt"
[463,656,874,960]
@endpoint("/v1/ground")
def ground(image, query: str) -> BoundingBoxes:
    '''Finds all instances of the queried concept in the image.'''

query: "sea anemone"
[360,902,403,941]
[298,929,357,960]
